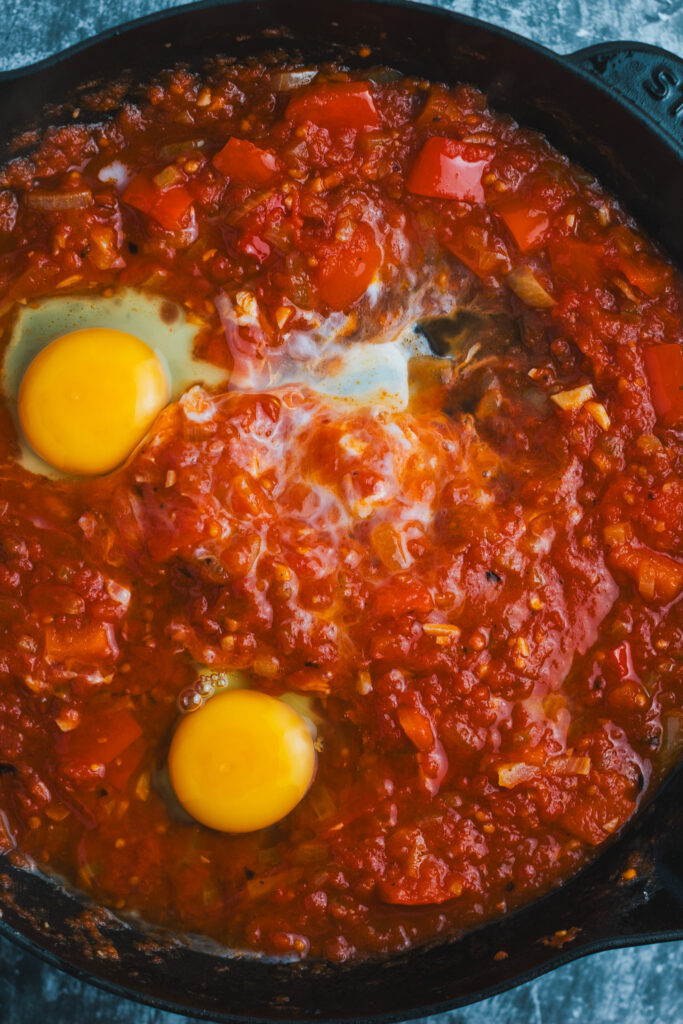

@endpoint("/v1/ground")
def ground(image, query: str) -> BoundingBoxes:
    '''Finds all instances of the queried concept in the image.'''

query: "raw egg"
[168,689,317,833]
[3,289,227,477]
[19,327,169,475]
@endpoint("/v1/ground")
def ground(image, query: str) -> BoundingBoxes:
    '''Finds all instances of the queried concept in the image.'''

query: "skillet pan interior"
[0,2,681,1020]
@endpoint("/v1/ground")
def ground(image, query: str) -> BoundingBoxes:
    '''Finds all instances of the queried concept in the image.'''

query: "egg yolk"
[168,690,317,833]
[18,327,169,475]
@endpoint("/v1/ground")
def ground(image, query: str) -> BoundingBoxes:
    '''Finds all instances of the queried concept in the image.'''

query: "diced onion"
[636,558,657,602]
[97,161,132,188]
[158,139,205,159]
[24,187,93,211]
[603,522,633,546]
[371,522,412,572]
[506,265,555,308]
[0,810,16,854]
[367,67,404,84]
[548,755,592,776]
[153,164,186,189]
[585,400,611,430]
[89,225,121,270]
[422,622,461,637]
[226,187,276,226]
[294,841,330,864]
[308,783,336,821]
[272,69,318,91]
[246,867,303,900]
[497,763,538,788]
[550,383,595,411]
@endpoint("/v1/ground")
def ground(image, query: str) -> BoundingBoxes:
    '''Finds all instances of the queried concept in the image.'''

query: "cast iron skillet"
[0,1,681,1020]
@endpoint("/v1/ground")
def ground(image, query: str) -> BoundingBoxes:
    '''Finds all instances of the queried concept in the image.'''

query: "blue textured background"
[0,1,682,1021]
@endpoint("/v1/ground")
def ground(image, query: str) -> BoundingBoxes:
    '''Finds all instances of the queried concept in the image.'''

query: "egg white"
[2,284,435,480]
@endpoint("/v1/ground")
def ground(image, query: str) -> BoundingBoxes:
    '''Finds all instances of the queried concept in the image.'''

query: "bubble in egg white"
[2,288,228,477]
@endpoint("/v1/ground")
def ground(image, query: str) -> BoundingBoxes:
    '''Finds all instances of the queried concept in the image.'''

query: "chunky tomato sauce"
[0,60,681,961]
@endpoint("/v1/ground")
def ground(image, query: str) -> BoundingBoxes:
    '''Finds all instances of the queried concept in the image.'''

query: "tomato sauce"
[0,60,681,961]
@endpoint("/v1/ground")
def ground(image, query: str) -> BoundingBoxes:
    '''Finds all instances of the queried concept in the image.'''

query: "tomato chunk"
[378,832,456,905]
[407,138,491,203]
[496,196,550,252]
[549,237,604,287]
[212,137,280,185]
[373,577,434,617]
[316,222,382,309]
[124,171,194,231]
[106,735,147,791]
[609,542,683,603]
[644,344,683,426]
[286,82,379,130]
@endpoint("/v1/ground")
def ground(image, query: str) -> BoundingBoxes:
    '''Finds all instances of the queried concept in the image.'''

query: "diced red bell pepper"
[286,81,379,131]
[123,171,194,231]
[609,640,639,682]
[123,173,156,215]
[644,344,683,426]
[496,196,550,252]
[618,254,673,298]
[316,222,382,310]
[212,137,280,185]
[58,707,142,770]
[44,620,119,664]
[407,137,492,203]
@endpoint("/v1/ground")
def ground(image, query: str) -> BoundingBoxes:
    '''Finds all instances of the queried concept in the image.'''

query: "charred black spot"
[486,570,502,584]
[418,311,482,357]
[0,762,17,775]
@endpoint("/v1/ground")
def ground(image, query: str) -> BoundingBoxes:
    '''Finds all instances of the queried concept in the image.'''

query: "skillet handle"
[568,41,683,151]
